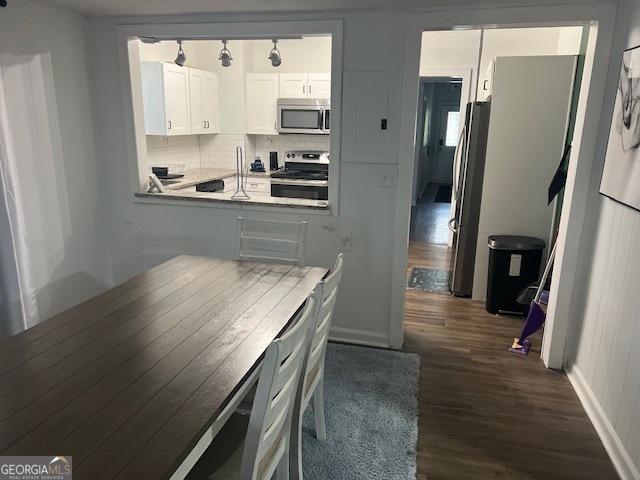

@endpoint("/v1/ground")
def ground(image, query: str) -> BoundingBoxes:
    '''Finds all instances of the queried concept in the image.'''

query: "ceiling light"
[219,40,232,68]
[268,39,282,68]
[174,41,186,67]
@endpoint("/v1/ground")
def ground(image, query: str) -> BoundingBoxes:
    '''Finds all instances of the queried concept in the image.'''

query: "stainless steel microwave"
[277,98,330,135]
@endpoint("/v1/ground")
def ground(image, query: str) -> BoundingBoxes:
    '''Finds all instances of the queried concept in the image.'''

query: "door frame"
[387,5,617,372]
[414,70,471,247]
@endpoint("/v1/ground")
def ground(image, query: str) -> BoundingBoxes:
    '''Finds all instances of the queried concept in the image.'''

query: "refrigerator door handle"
[452,124,466,200]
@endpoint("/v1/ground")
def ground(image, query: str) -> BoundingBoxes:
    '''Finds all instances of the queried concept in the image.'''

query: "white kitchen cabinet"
[189,68,220,134]
[278,73,308,98]
[481,59,496,100]
[308,73,331,99]
[141,62,191,136]
[244,177,270,193]
[246,73,279,135]
[278,73,331,99]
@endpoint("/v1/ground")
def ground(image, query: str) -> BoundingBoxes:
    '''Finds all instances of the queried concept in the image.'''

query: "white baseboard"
[329,326,390,348]
[566,365,640,480]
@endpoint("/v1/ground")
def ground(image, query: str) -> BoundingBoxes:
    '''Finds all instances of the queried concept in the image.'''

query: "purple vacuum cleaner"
[509,241,557,355]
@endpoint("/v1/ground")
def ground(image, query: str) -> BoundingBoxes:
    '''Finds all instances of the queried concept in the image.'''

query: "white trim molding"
[388,4,618,356]
[329,326,389,348]
[566,365,640,480]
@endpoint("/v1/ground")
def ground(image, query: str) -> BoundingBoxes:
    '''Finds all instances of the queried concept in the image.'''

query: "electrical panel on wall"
[340,70,398,164]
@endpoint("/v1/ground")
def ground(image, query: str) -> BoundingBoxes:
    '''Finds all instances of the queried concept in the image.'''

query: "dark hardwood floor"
[410,185,452,245]
[403,241,618,480]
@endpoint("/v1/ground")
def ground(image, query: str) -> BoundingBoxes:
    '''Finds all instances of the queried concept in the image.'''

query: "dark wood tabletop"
[0,255,328,479]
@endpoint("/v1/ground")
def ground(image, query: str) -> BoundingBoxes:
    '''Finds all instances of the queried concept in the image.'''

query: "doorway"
[407,78,462,293]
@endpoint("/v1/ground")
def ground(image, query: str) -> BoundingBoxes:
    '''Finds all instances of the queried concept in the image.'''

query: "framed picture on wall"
[600,44,640,211]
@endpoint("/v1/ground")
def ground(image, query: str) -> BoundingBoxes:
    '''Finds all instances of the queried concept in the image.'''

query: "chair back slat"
[300,254,344,404]
[240,284,323,480]
[238,217,307,265]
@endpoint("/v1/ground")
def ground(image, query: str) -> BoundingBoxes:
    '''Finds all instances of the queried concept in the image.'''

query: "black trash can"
[486,235,545,316]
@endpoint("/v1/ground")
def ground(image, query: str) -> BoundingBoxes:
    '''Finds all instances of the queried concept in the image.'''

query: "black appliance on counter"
[270,150,329,200]
[196,179,224,192]
[269,151,279,171]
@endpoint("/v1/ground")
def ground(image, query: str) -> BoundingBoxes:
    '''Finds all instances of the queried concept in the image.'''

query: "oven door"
[278,105,324,134]
[271,180,328,200]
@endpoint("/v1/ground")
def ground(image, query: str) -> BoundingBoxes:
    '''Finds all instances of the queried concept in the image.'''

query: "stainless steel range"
[270,150,329,200]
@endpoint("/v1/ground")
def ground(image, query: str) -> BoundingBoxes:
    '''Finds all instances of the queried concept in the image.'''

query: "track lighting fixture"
[174,40,186,67]
[219,40,232,67]
[268,39,282,68]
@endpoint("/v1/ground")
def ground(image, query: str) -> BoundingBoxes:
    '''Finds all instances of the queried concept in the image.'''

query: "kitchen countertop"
[160,168,237,190]
[138,167,329,210]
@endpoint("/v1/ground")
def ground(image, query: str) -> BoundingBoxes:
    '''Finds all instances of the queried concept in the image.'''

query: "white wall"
[88,12,405,347]
[478,27,582,94]
[420,30,482,95]
[420,26,583,100]
[247,37,332,73]
[0,0,110,332]
[565,0,640,477]
[471,55,576,300]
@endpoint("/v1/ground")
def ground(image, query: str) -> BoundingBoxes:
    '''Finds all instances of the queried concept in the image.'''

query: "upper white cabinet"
[481,59,496,100]
[279,73,308,98]
[140,62,219,136]
[278,73,331,99]
[308,73,331,99]
[141,62,191,136]
[246,73,279,135]
[189,68,220,134]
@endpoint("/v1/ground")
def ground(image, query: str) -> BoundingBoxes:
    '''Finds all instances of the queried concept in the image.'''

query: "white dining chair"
[237,217,307,265]
[290,253,344,480]
[186,284,323,480]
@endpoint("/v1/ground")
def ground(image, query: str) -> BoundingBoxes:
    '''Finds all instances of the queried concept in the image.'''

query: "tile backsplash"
[145,135,201,171]
[253,135,330,171]
[145,133,329,172]
[199,134,251,170]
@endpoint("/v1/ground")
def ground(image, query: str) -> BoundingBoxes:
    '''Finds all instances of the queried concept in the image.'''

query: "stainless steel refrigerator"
[449,101,491,297]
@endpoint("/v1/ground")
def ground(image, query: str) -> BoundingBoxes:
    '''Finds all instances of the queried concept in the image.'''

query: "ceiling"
[32,0,616,17]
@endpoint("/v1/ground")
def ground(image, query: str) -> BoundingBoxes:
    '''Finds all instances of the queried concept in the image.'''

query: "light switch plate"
[379,167,398,188]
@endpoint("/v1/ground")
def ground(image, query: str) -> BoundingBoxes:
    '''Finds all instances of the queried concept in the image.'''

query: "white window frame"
[116,20,343,216]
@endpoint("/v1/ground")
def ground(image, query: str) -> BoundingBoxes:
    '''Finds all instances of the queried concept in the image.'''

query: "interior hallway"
[402,242,618,480]
[410,184,452,246]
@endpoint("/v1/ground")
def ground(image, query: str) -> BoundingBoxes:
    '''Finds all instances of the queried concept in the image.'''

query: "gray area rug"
[301,343,420,480]
[407,267,451,294]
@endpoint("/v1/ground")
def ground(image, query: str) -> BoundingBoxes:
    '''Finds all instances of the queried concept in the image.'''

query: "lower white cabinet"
[246,73,279,135]
[244,177,270,193]
[190,68,220,134]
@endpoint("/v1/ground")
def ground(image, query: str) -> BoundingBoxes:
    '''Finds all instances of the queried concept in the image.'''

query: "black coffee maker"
[269,151,279,171]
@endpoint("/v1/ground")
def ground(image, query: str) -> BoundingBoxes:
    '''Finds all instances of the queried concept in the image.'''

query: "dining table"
[0,255,328,479]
